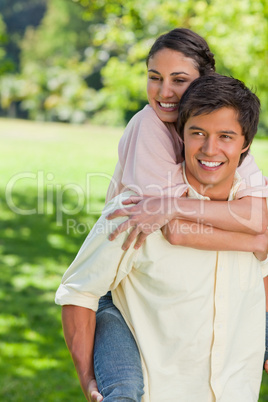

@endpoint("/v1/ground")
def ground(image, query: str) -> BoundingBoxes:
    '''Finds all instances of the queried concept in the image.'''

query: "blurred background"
[1,0,268,400]
[0,0,268,130]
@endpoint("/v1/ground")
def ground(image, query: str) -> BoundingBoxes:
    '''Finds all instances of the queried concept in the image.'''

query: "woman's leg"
[94,292,144,401]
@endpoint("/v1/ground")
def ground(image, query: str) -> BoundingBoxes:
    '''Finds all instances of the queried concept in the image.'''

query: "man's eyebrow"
[188,125,238,134]
[188,125,206,132]
[148,69,190,76]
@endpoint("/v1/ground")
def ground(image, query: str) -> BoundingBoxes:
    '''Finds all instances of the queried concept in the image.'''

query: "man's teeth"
[160,102,177,108]
[200,161,222,167]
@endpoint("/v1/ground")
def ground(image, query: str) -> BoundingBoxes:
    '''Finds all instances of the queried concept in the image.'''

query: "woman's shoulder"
[123,105,169,144]
[128,104,165,128]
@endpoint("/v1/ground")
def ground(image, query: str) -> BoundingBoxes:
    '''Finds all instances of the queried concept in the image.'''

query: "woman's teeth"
[159,102,177,108]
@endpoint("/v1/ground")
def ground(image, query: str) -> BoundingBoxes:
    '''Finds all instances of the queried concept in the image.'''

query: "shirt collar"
[182,161,242,201]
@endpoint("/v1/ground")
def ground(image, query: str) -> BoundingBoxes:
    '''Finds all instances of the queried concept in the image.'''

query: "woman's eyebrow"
[148,69,160,74]
[148,69,190,76]
[171,72,190,76]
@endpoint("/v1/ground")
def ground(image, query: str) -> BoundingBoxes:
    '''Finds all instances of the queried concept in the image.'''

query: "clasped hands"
[106,195,183,250]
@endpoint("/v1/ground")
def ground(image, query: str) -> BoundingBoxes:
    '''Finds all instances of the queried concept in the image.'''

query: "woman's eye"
[149,76,160,81]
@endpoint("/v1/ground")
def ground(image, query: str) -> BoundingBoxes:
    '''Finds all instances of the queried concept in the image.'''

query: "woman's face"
[147,48,200,123]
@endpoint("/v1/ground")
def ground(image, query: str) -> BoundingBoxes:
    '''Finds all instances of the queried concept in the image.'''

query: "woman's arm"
[161,219,268,259]
[107,195,268,250]
[170,195,267,234]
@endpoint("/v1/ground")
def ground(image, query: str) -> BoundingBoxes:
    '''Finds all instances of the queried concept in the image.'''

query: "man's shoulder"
[103,191,138,216]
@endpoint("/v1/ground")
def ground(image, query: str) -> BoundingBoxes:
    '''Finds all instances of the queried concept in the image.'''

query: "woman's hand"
[106,195,179,250]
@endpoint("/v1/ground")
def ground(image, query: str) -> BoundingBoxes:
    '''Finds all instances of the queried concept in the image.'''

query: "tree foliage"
[0,0,267,132]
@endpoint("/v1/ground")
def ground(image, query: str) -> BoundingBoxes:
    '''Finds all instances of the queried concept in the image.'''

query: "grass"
[0,118,122,401]
[1,117,268,401]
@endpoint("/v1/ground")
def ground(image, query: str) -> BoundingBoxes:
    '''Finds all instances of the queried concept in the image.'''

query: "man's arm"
[56,195,140,400]
[62,305,103,402]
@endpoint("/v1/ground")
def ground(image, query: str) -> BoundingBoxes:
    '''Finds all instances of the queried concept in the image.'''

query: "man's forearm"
[62,305,96,400]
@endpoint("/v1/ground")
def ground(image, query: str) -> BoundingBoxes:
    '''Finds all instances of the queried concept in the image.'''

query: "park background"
[0,0,268,400]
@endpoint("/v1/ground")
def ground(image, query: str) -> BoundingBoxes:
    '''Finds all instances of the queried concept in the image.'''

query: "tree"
[0,0,47,71]
[0,0,267,131]
[76,0,268,131]
[4,0,101,122]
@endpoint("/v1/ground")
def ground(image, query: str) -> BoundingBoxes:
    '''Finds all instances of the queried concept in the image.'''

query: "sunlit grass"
[1,118,268,401]
[0,118,122,401]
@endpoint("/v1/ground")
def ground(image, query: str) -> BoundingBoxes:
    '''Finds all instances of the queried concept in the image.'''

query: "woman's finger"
[122,196,143,205]
[134,232,149,249]
[108,219,134,241]
[121,226,141,250]
[106,206,133,220]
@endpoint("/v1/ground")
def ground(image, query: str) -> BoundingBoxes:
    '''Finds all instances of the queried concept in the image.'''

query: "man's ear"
[241,141,251,154]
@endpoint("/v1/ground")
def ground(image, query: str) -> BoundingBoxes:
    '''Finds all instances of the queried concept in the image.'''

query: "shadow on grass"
[0,189,106,401]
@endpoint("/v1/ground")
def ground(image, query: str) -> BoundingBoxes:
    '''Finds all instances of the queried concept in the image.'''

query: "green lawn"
[1,118,268,401]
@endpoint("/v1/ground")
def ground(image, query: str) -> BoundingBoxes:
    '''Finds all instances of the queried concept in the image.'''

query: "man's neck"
[191,184,231,201]
[182,162,240,201]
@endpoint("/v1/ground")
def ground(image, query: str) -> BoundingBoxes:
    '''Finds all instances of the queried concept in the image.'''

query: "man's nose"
[202,137,218,155]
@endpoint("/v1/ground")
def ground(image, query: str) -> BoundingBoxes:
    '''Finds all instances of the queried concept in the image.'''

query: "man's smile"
[198,160,224,169]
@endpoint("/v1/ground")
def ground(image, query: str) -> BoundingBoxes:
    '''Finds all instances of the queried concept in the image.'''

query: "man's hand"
[264,361,268,375]
[106,196,180,250]
[86,379,103,402]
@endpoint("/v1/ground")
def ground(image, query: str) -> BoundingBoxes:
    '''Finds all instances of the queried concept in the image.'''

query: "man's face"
[183,107,249,200]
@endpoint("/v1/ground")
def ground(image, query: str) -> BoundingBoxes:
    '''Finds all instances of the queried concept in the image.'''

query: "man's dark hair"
[177,74,260,165]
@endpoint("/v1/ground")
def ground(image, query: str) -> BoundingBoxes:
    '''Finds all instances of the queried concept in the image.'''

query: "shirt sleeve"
[236,153,268,199]
[55,192,139,310]
[116,105,187,198]
[260,258,268,278]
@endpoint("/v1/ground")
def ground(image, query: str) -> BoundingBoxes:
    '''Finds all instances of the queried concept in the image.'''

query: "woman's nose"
[159,81,174,98]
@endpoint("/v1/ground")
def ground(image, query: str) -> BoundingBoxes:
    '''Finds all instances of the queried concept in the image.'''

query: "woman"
[62,29,268,401]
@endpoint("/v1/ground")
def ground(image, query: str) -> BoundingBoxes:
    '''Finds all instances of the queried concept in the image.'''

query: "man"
[55,75,268,401]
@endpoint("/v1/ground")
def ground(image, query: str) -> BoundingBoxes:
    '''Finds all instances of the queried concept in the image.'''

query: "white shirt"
[56,172,268,401]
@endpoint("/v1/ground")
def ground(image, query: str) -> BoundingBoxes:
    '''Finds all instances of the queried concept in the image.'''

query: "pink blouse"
[106,105,268,202]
